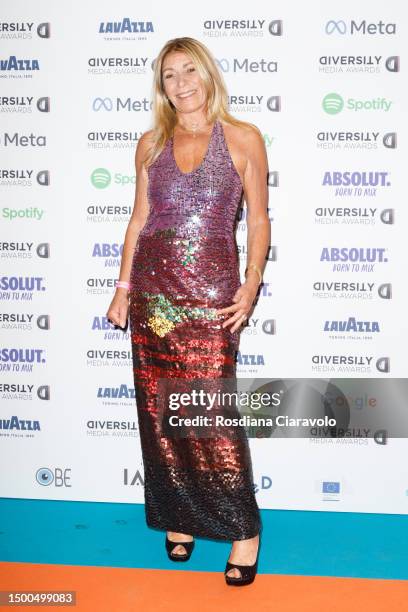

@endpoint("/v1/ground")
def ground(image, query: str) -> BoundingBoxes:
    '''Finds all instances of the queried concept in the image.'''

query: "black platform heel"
[224,535,260,586]
[165,535,195,562]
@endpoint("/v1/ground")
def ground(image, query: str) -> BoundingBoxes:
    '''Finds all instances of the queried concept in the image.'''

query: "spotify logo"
[322,93,344,114]
[91,167,111,189]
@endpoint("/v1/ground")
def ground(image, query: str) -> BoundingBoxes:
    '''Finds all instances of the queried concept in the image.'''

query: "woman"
[107,37,270,586]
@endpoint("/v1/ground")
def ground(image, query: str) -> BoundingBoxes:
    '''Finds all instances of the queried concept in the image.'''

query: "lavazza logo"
[98,18,154,40]
[324,19,396,35]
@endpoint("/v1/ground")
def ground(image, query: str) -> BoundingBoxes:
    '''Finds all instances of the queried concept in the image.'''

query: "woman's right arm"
[106,130,153,327]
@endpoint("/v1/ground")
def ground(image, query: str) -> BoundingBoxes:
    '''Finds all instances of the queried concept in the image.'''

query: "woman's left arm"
[217,124,270,333]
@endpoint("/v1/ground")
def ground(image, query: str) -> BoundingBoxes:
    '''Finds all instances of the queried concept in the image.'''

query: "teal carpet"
[1,498,407,579]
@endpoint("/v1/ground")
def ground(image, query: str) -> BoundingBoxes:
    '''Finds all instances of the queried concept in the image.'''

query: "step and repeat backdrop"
[1,0,408,513]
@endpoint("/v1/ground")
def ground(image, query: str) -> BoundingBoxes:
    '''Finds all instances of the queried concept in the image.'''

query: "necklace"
[176,119,210,138]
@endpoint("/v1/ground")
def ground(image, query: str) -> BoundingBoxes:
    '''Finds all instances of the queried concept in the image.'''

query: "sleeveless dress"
[128,119,262,541]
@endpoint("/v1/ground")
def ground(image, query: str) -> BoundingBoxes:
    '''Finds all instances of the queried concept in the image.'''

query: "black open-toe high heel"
[165,534,195,562]
[224,535,260,586]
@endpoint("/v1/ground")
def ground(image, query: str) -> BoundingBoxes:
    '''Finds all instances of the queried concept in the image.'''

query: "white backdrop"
[1,0,408,514]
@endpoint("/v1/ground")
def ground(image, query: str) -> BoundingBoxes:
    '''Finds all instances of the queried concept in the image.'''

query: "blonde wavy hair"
[144,36,254,167]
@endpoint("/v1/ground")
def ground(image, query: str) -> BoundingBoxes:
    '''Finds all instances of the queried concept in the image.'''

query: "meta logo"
[98,18,154,34]
[325,20,396,35]
[0,22,51,38]
[92,97,152,112]
[36,467,72,487]
[1,133,46,147]
[215,58,278,73]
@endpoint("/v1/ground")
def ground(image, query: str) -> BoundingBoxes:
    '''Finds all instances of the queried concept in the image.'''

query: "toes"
[173,545,186,555]
[227,568,241,579]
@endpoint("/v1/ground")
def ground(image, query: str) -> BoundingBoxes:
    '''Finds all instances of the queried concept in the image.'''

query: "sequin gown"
[129,119,261,541]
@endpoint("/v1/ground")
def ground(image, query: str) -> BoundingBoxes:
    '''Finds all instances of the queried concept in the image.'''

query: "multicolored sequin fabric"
[129,119,262,541]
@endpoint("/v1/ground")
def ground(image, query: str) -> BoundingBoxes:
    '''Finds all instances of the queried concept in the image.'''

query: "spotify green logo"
[322,93,344,114]
[91,168,111,189]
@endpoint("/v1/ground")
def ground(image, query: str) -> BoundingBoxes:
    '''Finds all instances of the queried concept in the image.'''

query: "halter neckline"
[171,120,218,176]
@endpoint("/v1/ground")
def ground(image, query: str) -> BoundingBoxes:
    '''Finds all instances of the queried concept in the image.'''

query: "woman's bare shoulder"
[220,119,263,146]
[138,128,156,150]
[134,128,156,169]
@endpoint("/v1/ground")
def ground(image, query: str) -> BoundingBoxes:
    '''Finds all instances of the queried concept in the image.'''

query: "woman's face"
[161,51,207,114]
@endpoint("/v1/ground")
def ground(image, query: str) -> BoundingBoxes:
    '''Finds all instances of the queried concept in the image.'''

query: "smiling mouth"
[177,90,196,99]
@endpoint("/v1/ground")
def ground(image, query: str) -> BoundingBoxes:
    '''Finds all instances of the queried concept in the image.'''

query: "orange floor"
[1,562,408,611]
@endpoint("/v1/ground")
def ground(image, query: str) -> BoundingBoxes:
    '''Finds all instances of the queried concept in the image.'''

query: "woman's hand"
[106,289,130,329]
[216,278,259,333]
